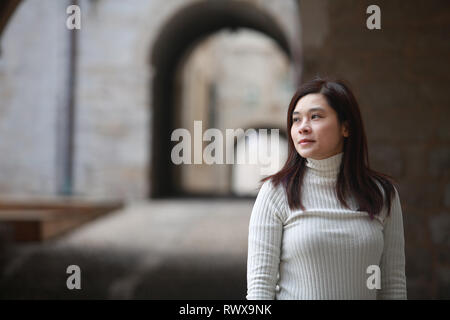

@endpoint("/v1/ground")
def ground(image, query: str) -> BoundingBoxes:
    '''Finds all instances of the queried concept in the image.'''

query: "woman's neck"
[305,152,343,176]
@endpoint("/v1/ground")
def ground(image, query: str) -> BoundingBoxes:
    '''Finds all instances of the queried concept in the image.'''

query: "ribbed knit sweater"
[246,152,407,300]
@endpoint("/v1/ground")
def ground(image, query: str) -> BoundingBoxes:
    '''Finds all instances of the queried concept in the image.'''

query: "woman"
[246,77,407,300]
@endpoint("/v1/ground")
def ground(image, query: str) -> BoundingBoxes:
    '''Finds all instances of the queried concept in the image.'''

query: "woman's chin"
[298,150,314,158]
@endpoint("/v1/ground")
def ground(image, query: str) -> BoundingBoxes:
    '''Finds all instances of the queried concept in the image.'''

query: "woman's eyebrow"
[292,107,325,116]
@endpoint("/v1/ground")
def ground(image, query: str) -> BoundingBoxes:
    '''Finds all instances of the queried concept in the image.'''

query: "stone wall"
[0,1,68,195]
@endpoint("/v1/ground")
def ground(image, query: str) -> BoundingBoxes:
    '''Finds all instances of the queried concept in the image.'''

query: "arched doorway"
[150,0,299,198]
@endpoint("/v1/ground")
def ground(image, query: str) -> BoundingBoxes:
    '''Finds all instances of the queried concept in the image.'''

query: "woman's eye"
[311,114,320,119]
[293,118,299,122]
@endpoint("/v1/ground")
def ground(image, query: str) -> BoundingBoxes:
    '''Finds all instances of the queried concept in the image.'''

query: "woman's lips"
[299,140,314,146]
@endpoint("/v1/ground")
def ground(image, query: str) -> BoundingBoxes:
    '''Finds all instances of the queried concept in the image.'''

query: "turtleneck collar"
[305,152,343,175]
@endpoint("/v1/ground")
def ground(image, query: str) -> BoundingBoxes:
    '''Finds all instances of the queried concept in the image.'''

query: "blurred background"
[0,0,448,299]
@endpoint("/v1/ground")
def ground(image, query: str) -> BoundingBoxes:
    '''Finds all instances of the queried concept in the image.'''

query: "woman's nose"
[299,123,310,134]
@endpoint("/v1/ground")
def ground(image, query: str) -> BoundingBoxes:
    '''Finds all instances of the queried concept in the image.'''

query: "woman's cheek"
[319,122,336,138]
[290,127,297,141]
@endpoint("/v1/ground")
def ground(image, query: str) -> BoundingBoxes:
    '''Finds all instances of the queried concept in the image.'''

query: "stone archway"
[150,0,299,198]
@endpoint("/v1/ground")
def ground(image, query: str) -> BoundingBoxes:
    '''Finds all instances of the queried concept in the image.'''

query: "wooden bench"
[0,199,124,242]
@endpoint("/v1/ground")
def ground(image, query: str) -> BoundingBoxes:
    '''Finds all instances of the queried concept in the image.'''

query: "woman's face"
[290,93,349,160]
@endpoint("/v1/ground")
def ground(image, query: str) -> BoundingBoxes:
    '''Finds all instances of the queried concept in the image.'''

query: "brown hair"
[261,76,397,220]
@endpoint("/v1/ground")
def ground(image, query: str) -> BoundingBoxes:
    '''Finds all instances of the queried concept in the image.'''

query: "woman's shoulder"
[259,178,286,197]
[257,179,289,214]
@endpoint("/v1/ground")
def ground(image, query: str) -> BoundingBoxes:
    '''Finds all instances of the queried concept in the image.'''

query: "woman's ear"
[342,121,350,138]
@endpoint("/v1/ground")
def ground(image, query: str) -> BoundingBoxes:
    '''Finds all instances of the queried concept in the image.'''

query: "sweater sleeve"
[376,187,407,300]
[246,180,285,300]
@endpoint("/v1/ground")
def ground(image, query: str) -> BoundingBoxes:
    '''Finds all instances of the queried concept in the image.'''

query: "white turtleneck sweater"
[246,152,407,300]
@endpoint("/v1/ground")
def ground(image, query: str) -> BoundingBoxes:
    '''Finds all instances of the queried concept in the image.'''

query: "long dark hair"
[261,76,397,220]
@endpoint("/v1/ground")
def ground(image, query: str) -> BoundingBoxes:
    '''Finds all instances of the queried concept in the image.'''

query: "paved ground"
[0,199,254,299]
